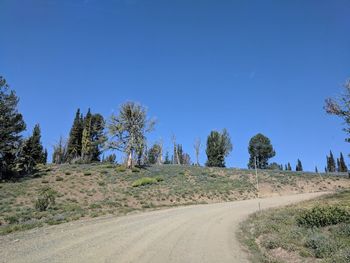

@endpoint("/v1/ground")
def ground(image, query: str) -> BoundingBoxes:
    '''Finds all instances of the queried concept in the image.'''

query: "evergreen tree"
[287,162,292,171]
[206,129,232,167]
[338,152,348,172]
[296,159,303,172]
[164,151,171,164]
[248,133,275,169]
[315,166,318,173]
[326,151,336,172]
[66,109,84,161]
[0,76,26,179]
[16,124,46,174]
[284,164,288,171]
[90,113,105,161]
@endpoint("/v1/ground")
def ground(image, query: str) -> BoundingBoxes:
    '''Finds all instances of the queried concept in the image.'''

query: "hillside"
[0,164,349,235]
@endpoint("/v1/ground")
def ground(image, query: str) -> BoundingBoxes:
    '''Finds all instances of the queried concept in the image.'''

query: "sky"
[1,0,349,171]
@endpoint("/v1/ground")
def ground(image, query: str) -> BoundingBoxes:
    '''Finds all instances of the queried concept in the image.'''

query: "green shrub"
[35,187,57,211]
[297,206,349,228]
[131,168,140,173]
[132,177,158,187]
[155,176,164,182]
[116,166,126,173]
[4,215,19,224]
[84,172,91,176]
[305,232,336,258]
[65,172,71,175]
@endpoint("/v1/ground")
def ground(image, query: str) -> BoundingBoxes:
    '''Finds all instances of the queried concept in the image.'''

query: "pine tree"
[338,152,348,172]
[287,162,292,171]
[284,164,288,171]
[164,151,171,164]
[66,109,84,161]
[248,133,275,169]
[315,166,318,173]
[0,76,26,179]
[206,129,232,167]
[16,124,46,174]
[326,151,336,172]
[296,159,303,172]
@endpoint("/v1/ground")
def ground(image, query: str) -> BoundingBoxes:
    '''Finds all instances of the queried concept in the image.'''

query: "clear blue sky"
[1,0,349,171]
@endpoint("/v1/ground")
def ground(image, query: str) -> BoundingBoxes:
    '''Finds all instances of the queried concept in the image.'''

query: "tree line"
[1,75,349,179]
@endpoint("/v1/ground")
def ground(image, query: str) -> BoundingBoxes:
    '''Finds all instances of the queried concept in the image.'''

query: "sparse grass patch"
[132,177,158,187]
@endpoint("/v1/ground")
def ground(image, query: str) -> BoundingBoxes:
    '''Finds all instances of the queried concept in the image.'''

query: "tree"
[315,166,318,173]
[267,162,282,170]
[193,138,201,166]
[108,102,155,168]
[89,113,105,161]
[52,137,67,164]
[296,159,303,172]
[338,152,348,172]
[172,135,180,165]
[326,151,336,172]
[248,133,275,169]
[16,124,46,174]
[325,79,350,145]
[66,109,83,161]
[81,115,92,162]
[182,153,191,165]
[164,151,171,164]
[205,129,232,167]
[287,162,292,171]
[148,143,162,165]
[0,76,26,179]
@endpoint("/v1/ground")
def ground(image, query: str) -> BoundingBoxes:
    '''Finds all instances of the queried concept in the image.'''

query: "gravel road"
[0,192,325,263]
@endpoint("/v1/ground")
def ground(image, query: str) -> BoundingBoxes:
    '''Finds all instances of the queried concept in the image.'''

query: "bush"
[56,176,64,181]
[132,177,158,187]
[131,168,140,173]
[305,232,336,258]
[116,166,126,173]
[84,172,91,176]
[35,187,57,211]
[297,205,349,228]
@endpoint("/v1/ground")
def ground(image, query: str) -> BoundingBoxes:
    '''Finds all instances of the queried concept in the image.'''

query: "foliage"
[16,124,46,175]
[325,79,350,144]
[338,152,348,172]
[132,177,160,187]
[296,159,303,171]
[305,232,336,258]
[148,143,162,164]
[326,150,336,172]
[66,109,83,161]
[248,133,275,169]
[297,205,349,227]
[205,129,232,167]
[0,76,26,179]
[35,187,57,211]
[108,102,155,168]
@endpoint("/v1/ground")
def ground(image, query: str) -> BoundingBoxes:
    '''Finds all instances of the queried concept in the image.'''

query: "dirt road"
[0,192,325,263]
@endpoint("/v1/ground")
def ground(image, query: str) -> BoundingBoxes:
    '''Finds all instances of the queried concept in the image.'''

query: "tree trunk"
[127,152,133,169]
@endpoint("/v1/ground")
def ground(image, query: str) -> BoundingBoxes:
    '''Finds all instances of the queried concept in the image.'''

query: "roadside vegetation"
[239,190,350,263]
[1,163,349,235]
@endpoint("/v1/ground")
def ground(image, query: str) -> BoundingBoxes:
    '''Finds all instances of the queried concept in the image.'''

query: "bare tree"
[158,139,163,165]
[193,138,201,166]
[171,134,180,165]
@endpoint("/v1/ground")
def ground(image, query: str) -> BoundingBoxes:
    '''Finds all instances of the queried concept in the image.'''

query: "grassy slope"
[0,163,349,235]
[239,191,350,263]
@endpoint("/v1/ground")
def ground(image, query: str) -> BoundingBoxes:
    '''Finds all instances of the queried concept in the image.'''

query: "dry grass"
[0,163,349,235]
